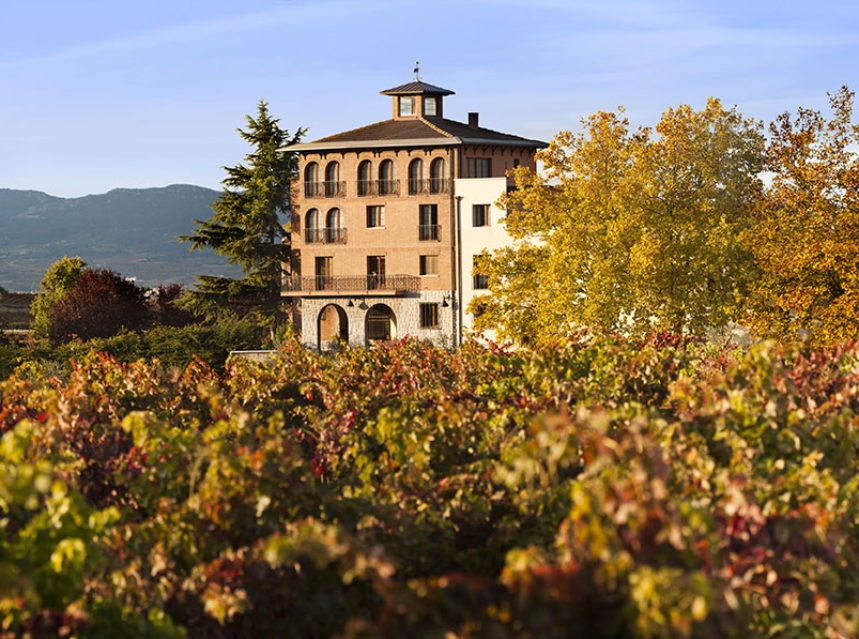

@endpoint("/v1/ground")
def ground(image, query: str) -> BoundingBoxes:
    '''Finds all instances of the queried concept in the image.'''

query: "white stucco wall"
[455,177,514,343]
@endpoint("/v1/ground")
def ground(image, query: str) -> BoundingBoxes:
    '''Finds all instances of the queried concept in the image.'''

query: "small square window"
[420,303,439,328]
[472,204,489,227]
[420,255,438,275]
[399,96,415,116]
[367,205,385,228]
[473,256,489,290]
[424,96,437,116]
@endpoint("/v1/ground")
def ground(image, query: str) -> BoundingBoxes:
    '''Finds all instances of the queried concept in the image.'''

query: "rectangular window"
[420,303,439,328]
[315,256,332,290]
[465,158,492,178]
[472,204,489,227]
[419,255,438,276]
[366,205,385,228]
[399,96,415,116]
[419,204,439,241]
[424,96,437,116]
[367,255,385,289]
[473,256,489,290]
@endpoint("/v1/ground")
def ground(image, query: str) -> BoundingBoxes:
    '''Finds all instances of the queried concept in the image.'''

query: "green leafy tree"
[747,86,859,344]
[473,99,764,342]
[30,256,87,338]
[181,101,304,332]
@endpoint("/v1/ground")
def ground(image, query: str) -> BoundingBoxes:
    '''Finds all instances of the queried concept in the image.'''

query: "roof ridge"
[418,117,457,138]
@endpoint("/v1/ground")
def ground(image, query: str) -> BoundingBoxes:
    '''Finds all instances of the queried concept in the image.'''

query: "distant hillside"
[0,185,244,291]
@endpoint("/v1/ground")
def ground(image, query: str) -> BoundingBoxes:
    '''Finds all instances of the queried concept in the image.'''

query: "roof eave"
[282,137,548,153]
[281,138,459,152]
[457,137,549,148]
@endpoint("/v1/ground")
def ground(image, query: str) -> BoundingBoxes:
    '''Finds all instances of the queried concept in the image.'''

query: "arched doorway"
[318,304,348,351]
[365,304,397,344]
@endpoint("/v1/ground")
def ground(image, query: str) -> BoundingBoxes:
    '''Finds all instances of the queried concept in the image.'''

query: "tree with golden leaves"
[746,86,859,344]
[473,100,764,342]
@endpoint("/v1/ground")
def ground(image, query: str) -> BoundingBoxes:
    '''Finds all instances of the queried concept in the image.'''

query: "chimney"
[468,112,479,128]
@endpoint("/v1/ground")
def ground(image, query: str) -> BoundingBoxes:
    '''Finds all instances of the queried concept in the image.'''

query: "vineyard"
[1,334,858,637]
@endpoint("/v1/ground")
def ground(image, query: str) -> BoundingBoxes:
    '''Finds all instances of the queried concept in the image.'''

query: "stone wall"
[300,290,455,350]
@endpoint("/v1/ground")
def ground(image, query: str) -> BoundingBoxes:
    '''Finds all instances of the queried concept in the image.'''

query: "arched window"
[304,162,319,197]
[378,159,397,195]
[357,160,373,196]
[325,208,344,243]
[408,158,424,195]
[430,158,447,194]
[324,161,341,197]
[304,208,321,243]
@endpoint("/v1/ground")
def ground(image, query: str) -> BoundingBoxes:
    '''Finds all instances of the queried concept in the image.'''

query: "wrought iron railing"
[356,179,400,196]
[429,178,450,194]
[407,179,450,195]
[377,179,399,196]
[357,180,376,196]
[282,274,420,293]
[409,178,429,195]
[304,181,345,198]
[305,228,347,244]
[418,224,441,241]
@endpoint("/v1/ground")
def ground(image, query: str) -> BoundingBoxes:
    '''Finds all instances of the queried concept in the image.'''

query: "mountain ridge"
[0,184,244,292]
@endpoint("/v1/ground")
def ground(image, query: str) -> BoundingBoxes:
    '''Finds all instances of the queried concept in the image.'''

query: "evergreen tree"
[181,101,304,329]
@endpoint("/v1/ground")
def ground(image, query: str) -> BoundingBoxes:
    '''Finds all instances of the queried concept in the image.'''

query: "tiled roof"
[380,81,455,96]
[298,117,547,149]
[427,117,540,144]
[314,119,451,143]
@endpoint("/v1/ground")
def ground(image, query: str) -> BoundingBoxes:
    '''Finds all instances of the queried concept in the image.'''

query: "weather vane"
[414,60,421,81]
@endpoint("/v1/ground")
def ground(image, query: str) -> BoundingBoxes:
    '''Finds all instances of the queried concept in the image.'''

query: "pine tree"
[181,101,304,330]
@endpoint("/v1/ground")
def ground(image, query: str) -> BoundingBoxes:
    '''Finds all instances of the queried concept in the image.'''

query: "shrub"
[47,268,149,343]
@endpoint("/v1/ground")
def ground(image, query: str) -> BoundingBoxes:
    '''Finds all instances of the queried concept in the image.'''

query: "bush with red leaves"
[47,268,150,343]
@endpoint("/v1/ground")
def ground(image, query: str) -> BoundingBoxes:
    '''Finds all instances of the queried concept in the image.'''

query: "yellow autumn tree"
[473,99,764,342]
[746,86,859,344]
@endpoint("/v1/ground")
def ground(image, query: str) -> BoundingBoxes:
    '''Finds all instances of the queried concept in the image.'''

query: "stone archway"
[317,304,348,351]
[365,304,397,344]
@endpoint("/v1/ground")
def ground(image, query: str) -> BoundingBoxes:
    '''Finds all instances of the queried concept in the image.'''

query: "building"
[282,79,546,349]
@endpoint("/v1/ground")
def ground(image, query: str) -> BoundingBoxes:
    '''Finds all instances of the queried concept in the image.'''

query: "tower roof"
[380,81,455,96]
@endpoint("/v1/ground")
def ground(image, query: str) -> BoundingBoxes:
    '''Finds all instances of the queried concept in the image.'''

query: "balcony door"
[315,256,332,290]
[367,255,385,290]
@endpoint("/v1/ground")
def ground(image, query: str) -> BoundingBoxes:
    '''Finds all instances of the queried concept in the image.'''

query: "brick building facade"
[283,80,545,349]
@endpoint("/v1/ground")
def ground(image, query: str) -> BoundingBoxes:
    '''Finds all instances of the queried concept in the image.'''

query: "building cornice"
[283,136,545,153]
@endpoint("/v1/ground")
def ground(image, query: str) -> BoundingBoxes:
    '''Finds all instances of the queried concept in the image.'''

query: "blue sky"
[1,0,857,197]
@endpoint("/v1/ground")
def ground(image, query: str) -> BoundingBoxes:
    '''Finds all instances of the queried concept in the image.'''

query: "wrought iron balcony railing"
[429,178,450,194]
[418,224,441,241]
[304,228,347,244]
[282,274,420,293]
[408,179,429,195]
[304,181,345,198]
[356,179,400,197]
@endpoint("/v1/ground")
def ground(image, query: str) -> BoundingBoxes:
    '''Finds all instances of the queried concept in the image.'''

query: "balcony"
[419,224,441,241]
[283,274,420,296]
[305,181,345,198]
[305,227,347,244]
[430,178,450,194]
[357,179,400,197]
